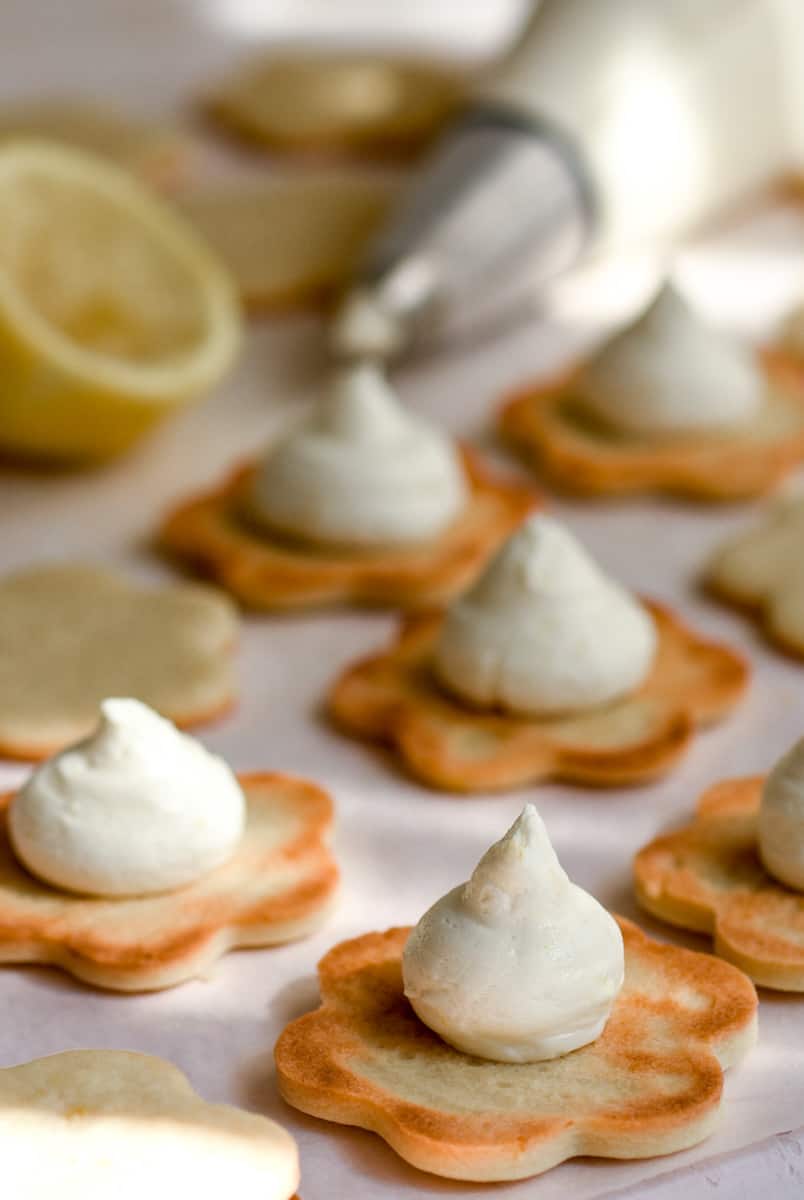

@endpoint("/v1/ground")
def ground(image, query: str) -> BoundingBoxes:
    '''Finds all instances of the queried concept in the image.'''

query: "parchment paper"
[2,3,804,1196]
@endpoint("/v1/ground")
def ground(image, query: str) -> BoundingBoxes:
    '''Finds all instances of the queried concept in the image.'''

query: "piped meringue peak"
[249,361,468,549]
[759,735,804,891]
[434,514,657,715]
[577,284,763,438]
[8,698,245,897]
[402,805,625,1062]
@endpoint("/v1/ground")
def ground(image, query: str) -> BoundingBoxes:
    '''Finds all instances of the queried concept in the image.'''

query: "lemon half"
[0,140,241,461]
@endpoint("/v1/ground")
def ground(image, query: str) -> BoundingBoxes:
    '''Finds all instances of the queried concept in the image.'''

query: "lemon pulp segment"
[0,140,241,460]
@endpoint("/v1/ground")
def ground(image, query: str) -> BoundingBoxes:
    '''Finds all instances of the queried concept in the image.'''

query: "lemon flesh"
[0,140,241,461]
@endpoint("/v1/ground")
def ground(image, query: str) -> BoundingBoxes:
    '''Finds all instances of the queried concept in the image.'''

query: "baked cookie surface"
[0,1049,299,1198]
[275,919,757,1183]
[327,601,748,791]
[0,564,238,760]
[175,178,392,315]
[160,448,538,612]
[499,353,804,500]
[634,775,804,990]
[775,301,804,369]
[0,771,337,991]
[204,54,464,161]
[706,493,804,656]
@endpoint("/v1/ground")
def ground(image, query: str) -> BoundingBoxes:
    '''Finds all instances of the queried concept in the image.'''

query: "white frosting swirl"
[249,363,468,549]
[434,515,656,715]
[402,805,624,1062]
[758,736,804,890]
[577,285,762,437]
[9,699,245,897]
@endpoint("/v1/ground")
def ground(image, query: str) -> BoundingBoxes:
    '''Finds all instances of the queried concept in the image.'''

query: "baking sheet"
[3,3,804,1196]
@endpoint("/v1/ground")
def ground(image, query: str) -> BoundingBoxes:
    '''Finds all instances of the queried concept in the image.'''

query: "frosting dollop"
[758,735,804,890]
[8,698,245,897]
[249,362,468,548]
[402,805,624,1062]
[576,285,763,437]
[434,514,656,715]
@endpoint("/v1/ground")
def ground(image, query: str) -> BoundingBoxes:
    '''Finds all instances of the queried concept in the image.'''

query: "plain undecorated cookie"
[0,1049,299,1199]
[175,177,392,314]
[706,493,804,655]
[0,564,238,759]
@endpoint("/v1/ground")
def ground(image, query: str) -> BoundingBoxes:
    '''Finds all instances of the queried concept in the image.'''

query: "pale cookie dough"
[175,177,392,313]
[634,775,804,990]
[0,564,238,759]
[706,493,804,655]
[204,53,464,160]
[0,1049,299,1199]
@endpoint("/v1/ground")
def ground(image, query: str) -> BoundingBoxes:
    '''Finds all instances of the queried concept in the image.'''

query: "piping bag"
[331,0,804,362]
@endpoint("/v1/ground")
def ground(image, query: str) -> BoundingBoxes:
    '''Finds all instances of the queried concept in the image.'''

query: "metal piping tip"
[330,288,410,363]
[330,256,440,362]
[330,104,594,361]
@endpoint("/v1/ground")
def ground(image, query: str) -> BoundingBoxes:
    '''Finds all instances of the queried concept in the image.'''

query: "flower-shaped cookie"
[499,352,804,501]
[634,775,804,990]
[0,1050,299,1198]
[275,919,757,1183]
[706,493,804,656]
[0,564,238,760]
[204,53,464,162]
[159,448,537,612]
[327,601,748,791]
[0,772,337,991]
[176,178,392,315]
